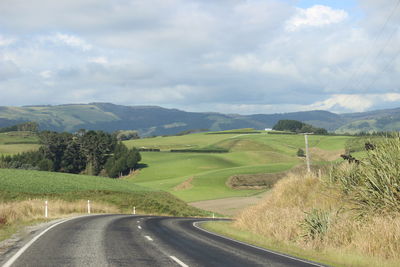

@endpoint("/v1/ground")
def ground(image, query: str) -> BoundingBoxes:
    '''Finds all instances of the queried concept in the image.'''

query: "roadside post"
[45,200,48,218]
[133,206,136,215]
[87,200,91,214]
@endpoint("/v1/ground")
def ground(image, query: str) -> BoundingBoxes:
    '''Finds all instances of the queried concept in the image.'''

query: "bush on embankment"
[233,135,400,265]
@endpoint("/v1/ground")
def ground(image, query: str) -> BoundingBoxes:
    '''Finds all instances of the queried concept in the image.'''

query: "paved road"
[3,215,323,267]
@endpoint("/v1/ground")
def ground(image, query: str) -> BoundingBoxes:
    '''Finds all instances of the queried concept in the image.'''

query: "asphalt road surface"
[3,214,324,267]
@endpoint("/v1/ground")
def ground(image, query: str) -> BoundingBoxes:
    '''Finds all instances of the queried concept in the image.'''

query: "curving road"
[2,215,324,267]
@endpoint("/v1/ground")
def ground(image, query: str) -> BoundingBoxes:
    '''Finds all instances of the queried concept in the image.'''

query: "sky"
[0,0,399,114]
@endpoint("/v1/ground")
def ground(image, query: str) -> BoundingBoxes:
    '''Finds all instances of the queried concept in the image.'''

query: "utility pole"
[304,134,311,173]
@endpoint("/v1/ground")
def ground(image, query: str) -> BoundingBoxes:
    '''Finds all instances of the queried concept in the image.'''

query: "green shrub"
[297,148,305,157]
[300,208,331,240]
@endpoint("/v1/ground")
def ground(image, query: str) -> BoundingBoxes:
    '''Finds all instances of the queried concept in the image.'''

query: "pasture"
[0,131,40,155]
[125,131,353,202]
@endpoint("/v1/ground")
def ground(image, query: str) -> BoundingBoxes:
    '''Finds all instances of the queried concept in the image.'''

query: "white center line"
[138,225,142,229]
[137,220,140,223]
[145,235,153,241]
[170,256,189,267]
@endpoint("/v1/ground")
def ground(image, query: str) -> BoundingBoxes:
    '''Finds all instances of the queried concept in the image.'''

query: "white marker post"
[212,213,215,219]
[45,200,48,218]
[133,206,136,215]
[87,200,91,214]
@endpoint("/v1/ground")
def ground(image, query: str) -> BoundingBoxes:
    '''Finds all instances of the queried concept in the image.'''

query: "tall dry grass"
[234,170,400,261]
[0,199,119,226]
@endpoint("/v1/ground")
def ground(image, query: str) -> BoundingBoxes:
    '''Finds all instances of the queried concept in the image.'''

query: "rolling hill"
[0,103,399,136]
[124,132,352,202]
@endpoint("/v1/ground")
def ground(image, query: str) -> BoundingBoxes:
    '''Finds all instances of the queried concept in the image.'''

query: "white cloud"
[40,70,52,79]
[382,93,400,102]
[286,5,348,31]
[53,33,92,51]
[0,1,399,114]
[228,54,260,72]
[228,55,300,78]
[261,60,300,78]
[0,35,15,46]
[310,94,374,112]
[88,57,108,64]
[309,93,400,113]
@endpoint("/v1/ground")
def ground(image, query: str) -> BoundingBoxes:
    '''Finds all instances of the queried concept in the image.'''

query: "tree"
[297,148,305,157]
[114,130,140,141]
[273,120,305,132]
[38,159,54,171]
[80,131,116,175]
[105,143,141,178]
[39,131,72,171]
[60,140,86,173]
[273,120,328,135]
[0,121,39,133]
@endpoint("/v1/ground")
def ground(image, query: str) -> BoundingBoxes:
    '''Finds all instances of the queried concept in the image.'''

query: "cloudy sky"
[0,0,399,114]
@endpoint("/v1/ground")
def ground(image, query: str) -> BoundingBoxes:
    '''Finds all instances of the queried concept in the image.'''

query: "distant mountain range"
[0,103,399,136]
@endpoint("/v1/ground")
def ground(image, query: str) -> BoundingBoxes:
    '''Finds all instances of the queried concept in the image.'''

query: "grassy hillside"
[125,132,353,202]
[0,168,208,242]
[0,131,40,155]
[0,168,206,217]
[2,103,400,135]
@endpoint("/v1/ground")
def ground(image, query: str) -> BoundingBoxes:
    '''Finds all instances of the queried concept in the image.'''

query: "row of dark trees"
[0,130,141,178]
[0,122,39,133]
[272,120,328,135]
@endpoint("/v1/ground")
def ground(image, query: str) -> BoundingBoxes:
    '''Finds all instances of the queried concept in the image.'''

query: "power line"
[341,0,400,92]
[363,37,400,92]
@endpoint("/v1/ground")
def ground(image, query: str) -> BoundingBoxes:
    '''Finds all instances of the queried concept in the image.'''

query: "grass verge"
[201,221,400,267]
[0,168,210,243]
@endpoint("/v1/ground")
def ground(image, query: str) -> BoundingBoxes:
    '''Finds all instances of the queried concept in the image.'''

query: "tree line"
[272,120,328,135]
[0,130,141,178]
[0,122,39,133]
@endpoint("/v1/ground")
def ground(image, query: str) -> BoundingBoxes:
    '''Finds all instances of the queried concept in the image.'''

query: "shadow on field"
[136,163,149,169]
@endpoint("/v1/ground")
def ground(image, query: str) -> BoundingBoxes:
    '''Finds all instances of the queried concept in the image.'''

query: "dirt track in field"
[189,192,268,216]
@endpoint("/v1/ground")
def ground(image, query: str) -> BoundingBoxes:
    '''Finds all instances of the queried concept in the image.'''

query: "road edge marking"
[170,256,188,267]
[192,221,324,267]
[2,215,90,267]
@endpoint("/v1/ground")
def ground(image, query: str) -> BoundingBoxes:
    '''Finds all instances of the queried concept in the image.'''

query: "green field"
[125,132,353,202]
[0,168,150,194]
[0,130,354,203]
[0,131,40,155]
[0,168,206,217]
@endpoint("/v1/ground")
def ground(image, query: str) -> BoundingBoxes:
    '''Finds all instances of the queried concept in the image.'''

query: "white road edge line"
[145,235,153,241]
[192,222,324,267]
[2,216,89,267]
[170,256,188,267]
[138,226,142,229]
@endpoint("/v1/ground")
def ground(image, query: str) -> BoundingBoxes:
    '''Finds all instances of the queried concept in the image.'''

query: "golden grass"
[0,199,119,225]
[232,171,400,265]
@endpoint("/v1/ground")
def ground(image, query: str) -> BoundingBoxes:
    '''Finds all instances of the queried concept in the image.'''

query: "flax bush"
[329,134,400,214]
[300,208,331,241]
